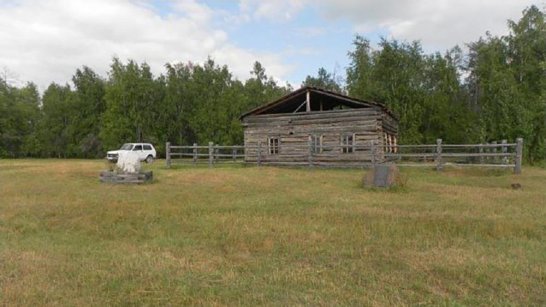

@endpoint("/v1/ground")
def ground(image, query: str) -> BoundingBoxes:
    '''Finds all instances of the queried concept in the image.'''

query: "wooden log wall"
[381,112,398,135]
[243,108,396,165]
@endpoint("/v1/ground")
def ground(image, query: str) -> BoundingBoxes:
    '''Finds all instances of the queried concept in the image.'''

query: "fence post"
[208,141,213,168]
[398,142,402,162]
[371,140,376,168]
[486,142,490,163]
[435,138,443,171]
[232,148,237,162]
[492,141,498,164]
[257,141,262,166]
[479,143,484,164]
[501,139,507,164]
[192,143,197,164]
[166,142,171,168]
[515,138,523,174]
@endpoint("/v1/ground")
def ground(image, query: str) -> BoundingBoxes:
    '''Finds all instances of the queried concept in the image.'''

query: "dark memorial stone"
[373,165,390,187]
[363,164,400,188]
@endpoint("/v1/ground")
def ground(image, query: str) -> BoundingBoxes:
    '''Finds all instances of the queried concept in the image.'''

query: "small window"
[341,134,354,153]
[120,143,133,150]
[133,145,143,151]
[143,145,152,150]
[383,134,396,153]
[310,135,323,154]
[268,137,279,155]
[389,134,394,153]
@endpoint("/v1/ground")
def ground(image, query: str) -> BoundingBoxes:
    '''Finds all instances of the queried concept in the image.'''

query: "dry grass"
[0,160,545,305]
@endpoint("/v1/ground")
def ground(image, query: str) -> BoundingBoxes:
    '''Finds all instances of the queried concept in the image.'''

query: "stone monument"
[116,151,141,173]
[100,151,153,184]
[363,164,402,188]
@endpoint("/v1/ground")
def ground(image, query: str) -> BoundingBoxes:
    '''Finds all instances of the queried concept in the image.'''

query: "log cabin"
[240,87,398,167]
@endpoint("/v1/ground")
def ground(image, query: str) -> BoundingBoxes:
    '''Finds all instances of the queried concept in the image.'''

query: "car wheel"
[145,155,154,164]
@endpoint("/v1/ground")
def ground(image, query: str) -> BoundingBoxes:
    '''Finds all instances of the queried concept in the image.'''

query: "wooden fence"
[166,138,523,174]
[166,142,246,167]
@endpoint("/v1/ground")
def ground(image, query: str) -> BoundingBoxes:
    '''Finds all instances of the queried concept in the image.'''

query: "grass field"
[0,160,545,305]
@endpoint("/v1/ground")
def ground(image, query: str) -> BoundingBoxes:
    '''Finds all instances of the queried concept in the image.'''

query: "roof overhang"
[240,86,396,119]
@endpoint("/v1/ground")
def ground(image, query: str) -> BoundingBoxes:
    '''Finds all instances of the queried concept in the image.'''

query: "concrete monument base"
[99,170,153,184]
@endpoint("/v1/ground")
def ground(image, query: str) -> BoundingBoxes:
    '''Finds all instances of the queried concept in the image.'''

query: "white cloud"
[296,26,327,37]
[238,0,308,22]
[231,0,541,50]
[316,0,541,50]
[2,0,539,89]
[0,0,291,90]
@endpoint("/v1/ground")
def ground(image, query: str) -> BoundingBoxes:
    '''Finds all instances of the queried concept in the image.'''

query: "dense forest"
[1,6,544,162]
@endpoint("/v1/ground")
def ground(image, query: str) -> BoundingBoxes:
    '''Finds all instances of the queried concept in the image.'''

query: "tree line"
[1,6,544,162]
[0,60,290,158]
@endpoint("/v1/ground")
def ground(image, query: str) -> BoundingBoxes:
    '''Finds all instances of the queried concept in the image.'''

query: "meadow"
[0,160,544,305]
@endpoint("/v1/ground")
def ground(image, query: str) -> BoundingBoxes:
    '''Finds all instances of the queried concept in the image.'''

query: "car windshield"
[120,143,133,150]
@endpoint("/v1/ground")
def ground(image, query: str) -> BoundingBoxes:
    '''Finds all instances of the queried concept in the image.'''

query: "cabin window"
[341,134,355,153]
[389,134,394,153]
[352,134,368,152]
[384,133,393,153]
[268,137,279,155]
[383,133,397,153]
[310,135,323,154]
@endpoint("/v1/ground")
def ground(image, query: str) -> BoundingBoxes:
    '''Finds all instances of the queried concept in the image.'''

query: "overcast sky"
[0,0,542,90]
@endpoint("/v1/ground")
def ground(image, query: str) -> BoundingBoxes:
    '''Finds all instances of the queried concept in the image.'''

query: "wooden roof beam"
[306,90,311,112]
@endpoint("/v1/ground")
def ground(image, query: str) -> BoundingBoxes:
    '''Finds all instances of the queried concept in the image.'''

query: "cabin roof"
[240,86,396,119]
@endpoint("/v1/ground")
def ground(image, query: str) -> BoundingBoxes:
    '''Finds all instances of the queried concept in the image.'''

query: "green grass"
[0,160,545,305]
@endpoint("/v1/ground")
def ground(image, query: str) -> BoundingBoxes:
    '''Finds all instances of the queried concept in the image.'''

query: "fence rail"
[166,138,523,174]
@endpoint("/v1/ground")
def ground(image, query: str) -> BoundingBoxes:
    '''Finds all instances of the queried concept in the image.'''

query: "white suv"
[106,143,157,163]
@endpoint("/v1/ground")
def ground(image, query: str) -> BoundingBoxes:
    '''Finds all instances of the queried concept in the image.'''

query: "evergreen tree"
[100,58,163,150]
[506,5,546,162]
[466,5,546,161]
[38,83,75,157]
[422,48,478,143]
[0,80,40,157]
[71,66,106,157]
[0,6,543,162]
[347,37,427,143]
[162,62,195,146]
[186,58,243,145]
[302,67,343,93]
